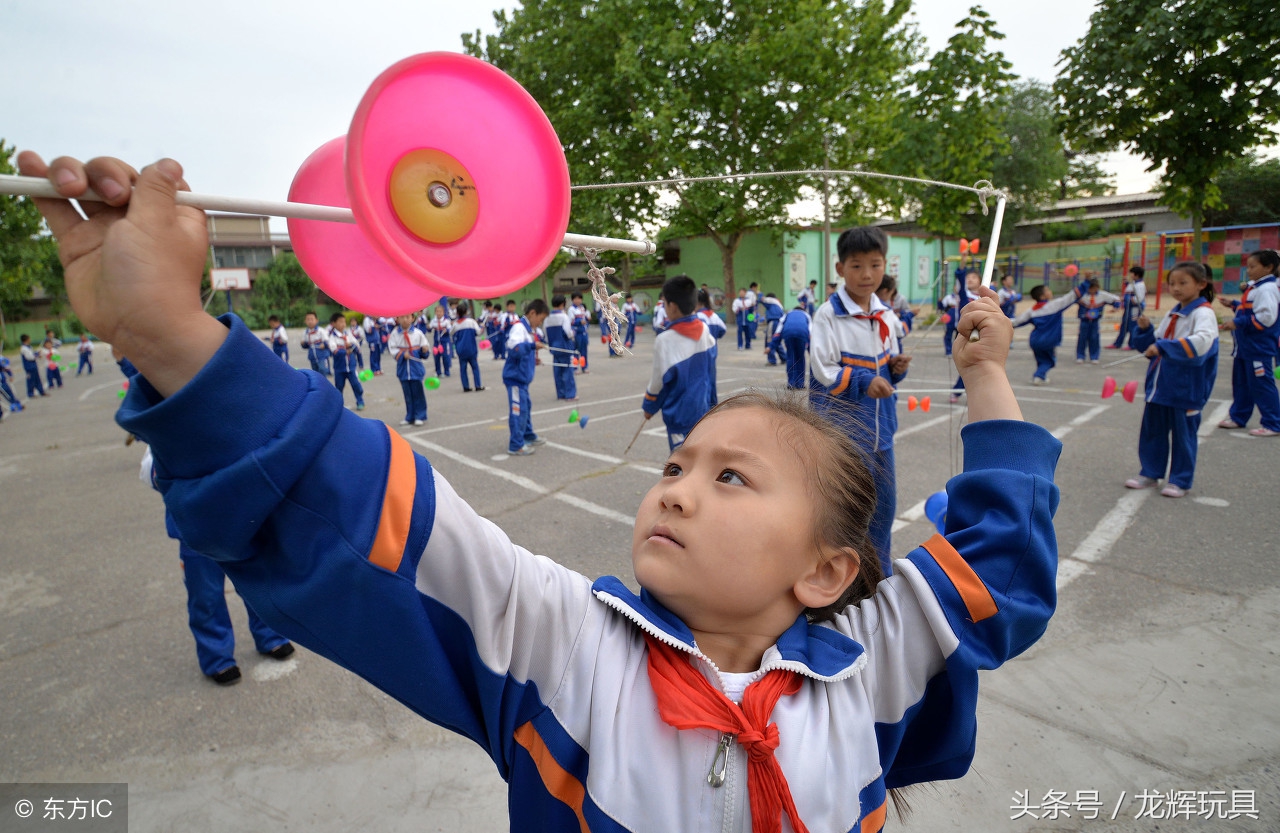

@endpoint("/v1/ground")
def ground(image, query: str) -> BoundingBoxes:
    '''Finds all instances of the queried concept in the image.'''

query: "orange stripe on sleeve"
[921,533,998,623]
[514,722,590,833]
[840,356,878,369]
[368,426,416,573]
[1179,338,1194,358]
[830,367,852,397]
[860,799,887,832]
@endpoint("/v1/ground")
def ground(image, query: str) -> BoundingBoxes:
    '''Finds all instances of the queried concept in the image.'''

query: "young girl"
[387,312,430,425]
[1125,262,1219,497]
[1217,249,1280,437]
[41,339,64,389]
[27,151,1061,833]
[1074,279,1120,363]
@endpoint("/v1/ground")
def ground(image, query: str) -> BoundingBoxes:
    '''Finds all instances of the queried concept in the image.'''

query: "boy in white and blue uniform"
[622,294,639,349]
[300,311,331,376]
[1110,266,1146,349]
[388,313,429,425]
[997,273,1022,319]
[504,299,549,455]
[0,355,22,413]
[1222,249,1280,434]
[450,302,485,393]
[650,294,669,334]
[500,300,518,360]
[1075,279,1121,362]
[429,303,454,378]
[267,315,289,362]
[545,295,577,400]
[642,276,716,451]
[798,280,819,315]
[1011,281,1091,384]
[745,282,761,343]
[327,312,365,411]
[363,315,384,375]
[695,288,726,406]
[809,226,909,576]
[761,293,787,365]
[776,304,811,390]
[19,335,45,398]
[76,334,94,375]
[570,292,591,372]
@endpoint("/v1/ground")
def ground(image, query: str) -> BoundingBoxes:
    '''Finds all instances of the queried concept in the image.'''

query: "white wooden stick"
[0,173,656,255]
[968,192,1008,343]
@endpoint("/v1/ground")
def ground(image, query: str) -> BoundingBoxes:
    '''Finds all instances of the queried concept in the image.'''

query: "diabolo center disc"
[389,148,479,245]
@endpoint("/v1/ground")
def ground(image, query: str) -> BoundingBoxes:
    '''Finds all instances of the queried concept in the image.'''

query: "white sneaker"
[1125,475,1158,489]
[1090,360,1100,365]
[1160,484,1186,498]
[1031,377,1047,386]
[413,419,425,426]
[399,419,411,425]
[1075,359,1084,364]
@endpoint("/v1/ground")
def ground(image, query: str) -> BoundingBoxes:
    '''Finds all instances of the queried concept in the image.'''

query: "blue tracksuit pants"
[77,353,93,375]
[1077,318,1101,360]
[1228,354,1280,431]
[1138,403,1201,489]
[574,330,589,371]
[1112,303,1140,348]
[783,336,807,389]
[273,343,289,363]
[457,353,481,390]
[507,384,539,452]
[400,379,427,423]
[553,361,576,399]
[180,544,287,677]
[334,368,364,407]
[1032,347,1056,380]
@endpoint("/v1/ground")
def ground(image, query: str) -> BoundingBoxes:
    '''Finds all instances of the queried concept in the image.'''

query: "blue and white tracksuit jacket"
[696,308,726,406]
[1225,275,1280,430]
[121,315,1062,833]
[545,310,577,400]
[643,316,717,450]
[1012,282,1088,378]
[1130,299,1219,488]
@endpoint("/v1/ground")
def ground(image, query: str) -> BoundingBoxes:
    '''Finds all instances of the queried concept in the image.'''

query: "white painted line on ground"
[77,380,120,402]
[544,441,623,465]
[1199,401,1233,438]
[899,498,928,521]
[1192,496,1230,507]
[629,464,664,476]
[1057,488,1152,591]
[414,418,498,435]
[408,437,634,526]
[541,410,637,433]
[1050,404,1110,440]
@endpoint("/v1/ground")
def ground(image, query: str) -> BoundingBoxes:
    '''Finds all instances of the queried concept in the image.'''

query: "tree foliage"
[243,252,316,328]
[466,0,916,295]
[1204,153,1280,227]
[1055,0,1280,251]
[882,7,1013,251]
[0,139,63,336]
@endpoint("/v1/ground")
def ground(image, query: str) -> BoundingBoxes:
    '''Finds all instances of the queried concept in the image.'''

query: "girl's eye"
[717,469,745,486]
[663,463,682,477]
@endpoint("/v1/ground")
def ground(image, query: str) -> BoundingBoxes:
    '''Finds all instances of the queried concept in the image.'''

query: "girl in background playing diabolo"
[1125,262,1219,497]
[1217,249,1280,437]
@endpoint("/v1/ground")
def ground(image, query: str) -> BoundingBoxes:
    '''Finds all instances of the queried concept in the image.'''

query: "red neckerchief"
[645,635,809,833]
[853,309,890,343]
[1033,301,1048,311]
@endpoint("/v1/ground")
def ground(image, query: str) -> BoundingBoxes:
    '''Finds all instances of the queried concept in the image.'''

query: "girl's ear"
[794,546,860,610]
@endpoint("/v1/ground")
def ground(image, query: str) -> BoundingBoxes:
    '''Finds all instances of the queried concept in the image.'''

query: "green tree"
[1204,153,1280,227]
[245,252,316,328]
[1055,0,1280,254]
[883,8,1014,270]
[0,139,63,344]
[467,0,916,296]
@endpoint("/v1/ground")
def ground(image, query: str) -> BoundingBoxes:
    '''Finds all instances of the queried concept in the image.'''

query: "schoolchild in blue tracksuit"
[450,302,485,393]
[429,305,454,378]
[327,312,365,411]
[622,295,639,349]
[761,293,787,365]
[75,334,94,375]
[266,316,289,363]
[776,305,811,390]
[695,289,726,406]
[997,274,1022,319]
[1125,262,1219,497]
[0,356,22,413]
[809,227,909,576]
[642,277,716,451]
[745,282,761,343]
[545,295,577,400]
[500,300,518,360]
[41,341,63,389]
[946,271,983,398]
[504,300,548,455]
[300,311,331,376]
[1012,281,1091,384]
[570,293,590,372]
[1219,249,1280,436]
[388,313,429,425]
[650,295,669,334]
[1110,267,1147,350]
[798,280,819,315]
[364,315,383,375]
[350,319,365,371]
[938,274,972,357]
[18,335,45,398]
[1075,280,1121,363]
[733,290,751,350]
[482,303,503,361]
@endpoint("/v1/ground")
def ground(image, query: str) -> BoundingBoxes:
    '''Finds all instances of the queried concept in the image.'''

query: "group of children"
[0,330,96,422]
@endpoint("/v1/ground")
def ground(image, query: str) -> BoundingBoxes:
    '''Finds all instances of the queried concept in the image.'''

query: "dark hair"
[685,390,883,621]
[1087,278,1100,290]
[305,310,318,318]
[20,334,30,343]
[551,294,566,308]
[267,315,280,323]
[456,301,469,317]
[877,275,897,294]
[1169,261,1215,302]
[1201,262,1214,282]
[506,299,516,307]
[662,275,698,315]
[1249,249,1280,276]
[483,300,493,309]
[625,292,633,300]
[524,298,549,316]
[697,289,711,308]
[1029,285,1048,302]
[1129,265,1145,279]
[329,312,346,324]
[572,292,584,301]
[836,226,888,261]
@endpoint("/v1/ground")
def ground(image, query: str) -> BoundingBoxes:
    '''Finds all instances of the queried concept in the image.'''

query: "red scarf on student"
[853,309,891,344]
[645,635,809,833]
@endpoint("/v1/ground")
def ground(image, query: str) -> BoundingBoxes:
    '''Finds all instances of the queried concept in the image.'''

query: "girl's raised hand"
[17,153,226,397]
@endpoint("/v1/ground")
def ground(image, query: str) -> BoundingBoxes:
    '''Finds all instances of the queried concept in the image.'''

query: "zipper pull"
[707,732,733,787]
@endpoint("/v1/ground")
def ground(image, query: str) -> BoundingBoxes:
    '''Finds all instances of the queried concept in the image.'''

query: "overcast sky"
[3,0,1156,233]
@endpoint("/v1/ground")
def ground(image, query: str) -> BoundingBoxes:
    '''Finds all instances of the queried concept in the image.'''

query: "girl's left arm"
[1155,308,1218,363]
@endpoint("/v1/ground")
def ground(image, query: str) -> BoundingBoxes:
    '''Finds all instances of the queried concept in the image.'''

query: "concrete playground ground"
[1,318,1276,832]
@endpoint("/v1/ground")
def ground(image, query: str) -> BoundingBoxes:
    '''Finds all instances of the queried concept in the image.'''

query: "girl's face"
[632,408,834,638]
[1245,256,1271,282]
[1167,269,1204,305]
[395,314,414,330]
